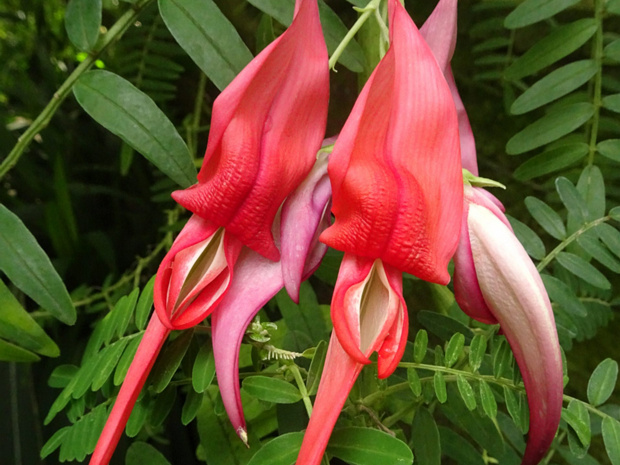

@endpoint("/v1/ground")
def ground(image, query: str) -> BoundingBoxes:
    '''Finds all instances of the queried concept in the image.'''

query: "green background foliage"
[1,0,620,464]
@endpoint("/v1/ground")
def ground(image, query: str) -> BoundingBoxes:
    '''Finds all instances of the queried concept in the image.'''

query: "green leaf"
[511,60,596,114]
[91,338,130,391]
[602,417,620,465]
[40,426,70,459]
[327,427,413,465]
[192,344,216,393]
[150,386,177,429]
[505,19,598,80]
[577,233,620,273]
[514,143,588,180]
[150,329,193,393]
[505,0,581,29]
[457,375,477,411]
[411,408,441,465]
[492,338,513,379]
[604,39,620,62]
[479,381,497,419]
[610,207,620,221]
[126,396,151,438]
[306,340,328,396]
[0,279,59,357]
[503,387,524,433]
[417,311,473,343]
[563,400,591,449]
[556,177,589,224]
[158,0,252,91]
[247,432,303,465]
[577,165,606,220]
[598,140,620,162]
[114,335,141,385]
[126,441,171,465]
[276,283,326,345]
[506,215,546,260]
[0,338,40,362]
[243,376,302,404]
[445,333,465,368]
[434,372,447,403]
[506,103,595,154]
[587,358,618,406]
[556,252,611,289]
[65,0,101,52]
[48,364,79,388]
[408,368,422,397]
[135,275,156,331]
[0,205,75,325]
[525,196,566,240]
[181,389,204,425]
[247,0,366,73]
[413,329,428,363]
[597,223,620,258]
[603,94,620,113]
[73,70,195,188]
[541,274,587,317]
[468,334,486,372]
[441,386,505,458]
[438,427,485,465]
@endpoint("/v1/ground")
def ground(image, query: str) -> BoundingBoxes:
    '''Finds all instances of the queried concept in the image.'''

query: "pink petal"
[90,316,170,465]
[210,248,284,442]
[280,150,331,302]
[467,203,563,465]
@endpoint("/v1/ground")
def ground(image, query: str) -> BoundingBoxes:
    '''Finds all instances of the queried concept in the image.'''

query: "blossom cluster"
[88,1,562,464]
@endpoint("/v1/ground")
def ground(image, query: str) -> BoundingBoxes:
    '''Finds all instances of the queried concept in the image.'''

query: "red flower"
[297,1,462,463]
[89,1,328,462]
[172,0,329,262]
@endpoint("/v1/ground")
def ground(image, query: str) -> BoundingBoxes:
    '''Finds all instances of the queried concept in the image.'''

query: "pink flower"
[297,1,462,463]
[454,187,563,465]
[211,150,332,444]
[421,2,563,462]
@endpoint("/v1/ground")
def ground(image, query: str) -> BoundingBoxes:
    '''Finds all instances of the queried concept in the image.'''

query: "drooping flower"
[453,185,563,465]
[211,150,332,443]
[89,1,328,461]
[297,0,463,463]
[421,2,563,462]
[172,0,329,262]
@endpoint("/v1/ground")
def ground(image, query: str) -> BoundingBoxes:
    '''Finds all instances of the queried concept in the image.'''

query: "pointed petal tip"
[237,427,249,447]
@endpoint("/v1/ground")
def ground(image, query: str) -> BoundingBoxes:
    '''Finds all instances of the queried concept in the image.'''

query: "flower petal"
[172,0,328,261]
[90,316,170,465]
[280,150,331,302]
[211,248,284,442]
[296,333,364,465]
[320,0,462,284]
[468,202,563,465]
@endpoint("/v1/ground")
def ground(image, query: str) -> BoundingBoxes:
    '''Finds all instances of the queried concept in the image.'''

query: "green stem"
[536,216,609,272]
[328,0,383,70]
[288,363,314,419]
[0,0,155,180]
[187,72,208,158]
[587,0,604,167]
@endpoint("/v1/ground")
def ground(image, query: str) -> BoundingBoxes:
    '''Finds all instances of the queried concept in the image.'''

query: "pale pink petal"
[468,203,563,465]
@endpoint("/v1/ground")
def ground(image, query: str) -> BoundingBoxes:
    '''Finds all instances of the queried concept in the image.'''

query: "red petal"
[172,0,328,261]
[89,316,169,465]
[320,0,462,283]
[296,333,364,465]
